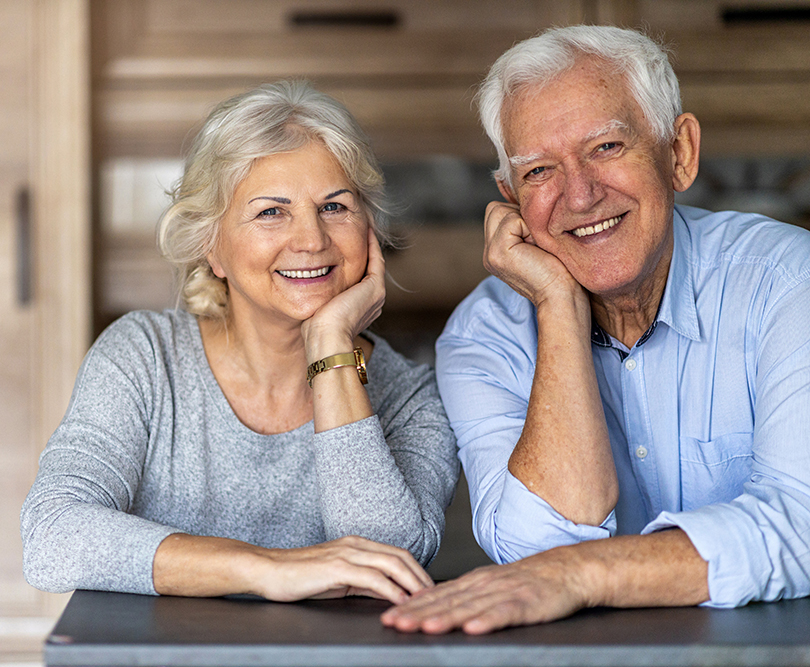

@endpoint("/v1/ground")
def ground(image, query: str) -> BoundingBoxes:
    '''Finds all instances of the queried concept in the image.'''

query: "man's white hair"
[477,25,682,191]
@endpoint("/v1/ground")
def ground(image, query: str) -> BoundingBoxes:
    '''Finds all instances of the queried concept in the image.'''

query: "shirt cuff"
[487,471,615,563]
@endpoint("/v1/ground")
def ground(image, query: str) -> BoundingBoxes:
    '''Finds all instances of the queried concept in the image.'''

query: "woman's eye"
[321,202,346,213]
[258,207,280,218]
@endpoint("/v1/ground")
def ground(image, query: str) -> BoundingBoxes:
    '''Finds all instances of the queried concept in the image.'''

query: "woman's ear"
[671,113,701,193]
[207,251,226,280]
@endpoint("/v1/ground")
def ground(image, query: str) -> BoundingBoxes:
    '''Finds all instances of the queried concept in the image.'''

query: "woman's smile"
[277,266,334,280]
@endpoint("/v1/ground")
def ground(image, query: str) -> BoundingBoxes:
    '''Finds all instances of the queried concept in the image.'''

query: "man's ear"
[671,113,701,193]
[496,178,519,205]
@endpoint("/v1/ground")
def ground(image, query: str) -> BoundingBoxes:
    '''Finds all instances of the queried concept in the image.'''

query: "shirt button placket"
[623,355,650,464]
[621,348,661,517]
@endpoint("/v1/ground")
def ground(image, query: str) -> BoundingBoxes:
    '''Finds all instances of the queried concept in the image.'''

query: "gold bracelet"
[306,347,368,387]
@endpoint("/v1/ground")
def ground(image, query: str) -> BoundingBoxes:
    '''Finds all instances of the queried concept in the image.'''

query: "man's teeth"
[572,215,622,238]
[278,267,330,279]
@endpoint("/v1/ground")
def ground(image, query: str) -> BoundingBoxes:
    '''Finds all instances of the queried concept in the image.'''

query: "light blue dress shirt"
[436,205,810,608]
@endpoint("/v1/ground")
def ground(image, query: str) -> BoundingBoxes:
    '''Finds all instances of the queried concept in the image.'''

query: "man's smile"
[571,213,625,238]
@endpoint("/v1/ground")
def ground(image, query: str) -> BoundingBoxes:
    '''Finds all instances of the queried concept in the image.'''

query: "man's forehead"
[502,68,646,160]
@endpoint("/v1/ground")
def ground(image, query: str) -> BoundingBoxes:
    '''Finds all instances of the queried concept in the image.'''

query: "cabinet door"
[0,0,90,622]
[0,0,44,617]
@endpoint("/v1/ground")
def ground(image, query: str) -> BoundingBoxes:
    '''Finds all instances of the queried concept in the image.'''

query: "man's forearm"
[569,529,710,609]
[508,297,618,526]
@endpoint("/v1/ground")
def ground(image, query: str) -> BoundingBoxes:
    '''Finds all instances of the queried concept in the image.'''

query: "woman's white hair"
[157,80,391,320]
[477,25,682,191]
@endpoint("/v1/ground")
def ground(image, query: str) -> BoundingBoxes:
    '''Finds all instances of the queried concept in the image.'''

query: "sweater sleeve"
[311,338,459,566]
[20,317,180,595]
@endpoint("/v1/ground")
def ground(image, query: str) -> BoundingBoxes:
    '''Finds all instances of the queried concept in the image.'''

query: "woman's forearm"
[152,533,432,603]
[153,533,263,597]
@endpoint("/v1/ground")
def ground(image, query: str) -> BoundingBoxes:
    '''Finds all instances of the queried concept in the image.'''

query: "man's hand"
[483,201,584,309]
[380,531,709,635]
[381,549,589,635]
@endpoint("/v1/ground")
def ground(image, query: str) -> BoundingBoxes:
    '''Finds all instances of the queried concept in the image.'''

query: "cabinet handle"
[16,187,32,305]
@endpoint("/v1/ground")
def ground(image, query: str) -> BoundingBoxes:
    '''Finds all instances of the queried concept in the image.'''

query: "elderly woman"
[21,81,458,603]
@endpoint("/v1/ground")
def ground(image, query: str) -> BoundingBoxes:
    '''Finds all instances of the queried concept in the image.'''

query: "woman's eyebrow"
[325,189,352,199]
[249,196,291,204]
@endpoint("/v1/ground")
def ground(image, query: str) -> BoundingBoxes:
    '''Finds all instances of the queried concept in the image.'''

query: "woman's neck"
[198,312,314,435]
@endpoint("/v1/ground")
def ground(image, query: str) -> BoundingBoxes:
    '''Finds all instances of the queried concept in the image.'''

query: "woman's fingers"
[365,226,386,281]
[327,536,433,593]
[254,536,432,604]
[301,227,385,352]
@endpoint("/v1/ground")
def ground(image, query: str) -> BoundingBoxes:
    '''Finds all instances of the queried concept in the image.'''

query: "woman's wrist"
[304,332,356,365]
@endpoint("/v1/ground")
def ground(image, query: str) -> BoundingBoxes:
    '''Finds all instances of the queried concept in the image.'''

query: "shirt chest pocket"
[679,432,753,511]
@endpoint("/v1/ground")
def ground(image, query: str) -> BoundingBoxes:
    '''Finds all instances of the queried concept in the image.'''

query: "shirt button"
[625,358,637,371]
[635,446,648,459]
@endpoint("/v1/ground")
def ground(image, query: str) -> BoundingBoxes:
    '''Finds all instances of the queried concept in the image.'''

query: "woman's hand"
[154,533,432,605]
[301,227,385,363]
[253,535,432,603]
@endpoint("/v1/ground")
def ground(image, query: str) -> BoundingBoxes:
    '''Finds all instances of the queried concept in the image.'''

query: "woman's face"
[208,141,371,327]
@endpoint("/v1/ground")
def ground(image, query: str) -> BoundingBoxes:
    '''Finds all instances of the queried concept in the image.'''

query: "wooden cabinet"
[0,0,90,659]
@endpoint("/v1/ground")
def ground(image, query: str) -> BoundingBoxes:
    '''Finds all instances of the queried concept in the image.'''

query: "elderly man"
[382,25,810,634]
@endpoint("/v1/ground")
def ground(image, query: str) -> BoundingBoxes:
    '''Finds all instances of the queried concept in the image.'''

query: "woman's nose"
[289,209,330,252]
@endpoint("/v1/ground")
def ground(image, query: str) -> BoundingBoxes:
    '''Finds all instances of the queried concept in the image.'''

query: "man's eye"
[527,166,546,177]
[597,142,619,152]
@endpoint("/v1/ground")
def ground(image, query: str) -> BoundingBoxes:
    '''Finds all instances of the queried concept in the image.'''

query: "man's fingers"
[380,559,588,635]
[383,586,514,635]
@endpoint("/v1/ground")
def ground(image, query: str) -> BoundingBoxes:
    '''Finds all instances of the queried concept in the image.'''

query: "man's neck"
[589,264,670,350]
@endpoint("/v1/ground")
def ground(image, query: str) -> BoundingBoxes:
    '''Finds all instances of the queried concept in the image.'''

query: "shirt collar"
[657,206,700,342]
[591,206,700,348]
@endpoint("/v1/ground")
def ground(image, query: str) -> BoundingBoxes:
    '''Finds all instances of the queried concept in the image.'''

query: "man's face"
[500,57,678,302]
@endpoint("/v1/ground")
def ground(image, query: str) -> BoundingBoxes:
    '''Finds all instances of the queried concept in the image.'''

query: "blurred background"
[3,1,810,663]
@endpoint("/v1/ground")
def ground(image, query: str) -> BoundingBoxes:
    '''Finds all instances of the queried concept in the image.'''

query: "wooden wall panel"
[90,0,810,322]
[92,1,810,162]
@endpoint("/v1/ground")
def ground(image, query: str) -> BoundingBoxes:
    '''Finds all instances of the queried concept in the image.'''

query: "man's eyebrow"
[509,153,545,167]
[582,119,631,143]
[509,120,633,168]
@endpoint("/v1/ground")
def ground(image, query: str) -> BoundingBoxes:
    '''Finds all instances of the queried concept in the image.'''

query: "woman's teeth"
[278,267,330,279]
[572,215,622,238]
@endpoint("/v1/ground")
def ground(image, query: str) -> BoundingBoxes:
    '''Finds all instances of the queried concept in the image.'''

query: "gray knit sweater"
[21,310,459,596]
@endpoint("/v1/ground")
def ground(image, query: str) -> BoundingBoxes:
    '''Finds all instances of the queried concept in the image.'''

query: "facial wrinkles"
[509,119,632,169]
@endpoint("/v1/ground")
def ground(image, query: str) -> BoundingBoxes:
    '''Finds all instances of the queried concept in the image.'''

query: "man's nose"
[562,162,605,213]
[289,209,330,252]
